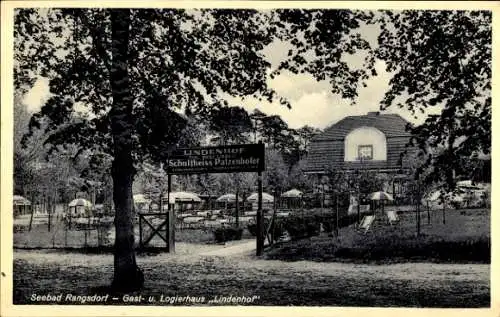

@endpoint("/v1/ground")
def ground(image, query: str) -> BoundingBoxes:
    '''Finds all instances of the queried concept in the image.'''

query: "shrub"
[280,215,321,240]
[247,223,257,236]
[213,227,243,243]
[265,234,490,264]
[247,219,285,239]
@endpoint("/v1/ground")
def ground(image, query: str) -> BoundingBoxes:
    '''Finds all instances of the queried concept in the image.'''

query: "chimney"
[367,111,380,116]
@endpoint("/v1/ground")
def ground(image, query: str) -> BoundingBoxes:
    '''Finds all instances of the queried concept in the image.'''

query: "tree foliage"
[16,9,283,164]
[14,8,291,291]
[375,10,491,190]
[208,106,253,145]
[271,9,375,101]
[278,9,491,190]
[14,7,491,289]
[287,159,315,193]
[263,148,289,193]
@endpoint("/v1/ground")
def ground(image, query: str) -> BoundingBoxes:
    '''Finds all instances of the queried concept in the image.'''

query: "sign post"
[167,173,174,252]
[144,143,267,255]
[166,143,265,175]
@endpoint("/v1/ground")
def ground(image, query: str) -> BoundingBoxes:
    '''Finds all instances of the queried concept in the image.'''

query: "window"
[358,145,373,160]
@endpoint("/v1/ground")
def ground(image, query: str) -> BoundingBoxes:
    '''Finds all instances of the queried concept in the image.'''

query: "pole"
[84,216,88,248]
[64,219,68,247]
[357,193,361,225]
[28,195,35,232]
[416,184,421,237]
[256,171,263,256]
[442,198,446,225]
[47,194,52,232]
[235,187,239,228]
[417,202,420,236]
[159,191,163,214]
[87,214,91,246]
[427,201,430,225]
[167,173,174,253]
[335,194,339,237]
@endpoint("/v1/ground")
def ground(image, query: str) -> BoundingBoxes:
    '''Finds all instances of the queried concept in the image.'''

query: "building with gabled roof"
[304,111,415,203]
[305,112,413,174]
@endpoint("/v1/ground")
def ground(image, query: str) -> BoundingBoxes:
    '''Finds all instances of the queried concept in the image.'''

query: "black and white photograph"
[1,1,497,315]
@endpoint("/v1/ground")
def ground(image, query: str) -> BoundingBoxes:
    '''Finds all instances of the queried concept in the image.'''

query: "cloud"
[20,44,441,132]
[267,71,332,102]
[238,57,443,130]
[22,77,51,113]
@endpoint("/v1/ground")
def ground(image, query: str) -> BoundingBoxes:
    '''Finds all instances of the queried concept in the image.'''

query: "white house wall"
[344,126,387,161]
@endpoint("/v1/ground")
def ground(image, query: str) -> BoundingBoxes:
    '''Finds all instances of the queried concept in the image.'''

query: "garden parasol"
[216,193,237,203]
[281,189,303,209]
[68,198,92,217]
[246,192,274,203]
[369,191,394,201]
[369,191,394,215]
[281,189,303,198]
[165,191,202,204]
[13,195,31,206]
[68,198,92,208]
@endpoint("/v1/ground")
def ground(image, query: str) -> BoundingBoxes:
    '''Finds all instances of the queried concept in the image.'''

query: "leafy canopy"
[375,10,491,188]
[15,9,283,163]
[278,9,491,189]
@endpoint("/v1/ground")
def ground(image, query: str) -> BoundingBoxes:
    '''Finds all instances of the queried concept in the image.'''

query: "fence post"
[167,209,175,253]
[256,171,263,256]
[64,222,68,248]
[97,216,101,247]
[442,201,446,225]
[28,198,34,232]
[84,216,88,248]
[335,194,339,237]
[427,201,431,225]
[235,189,240,228]
[88,215,91,246]
[47,195,51,232]
[167,173,175,253]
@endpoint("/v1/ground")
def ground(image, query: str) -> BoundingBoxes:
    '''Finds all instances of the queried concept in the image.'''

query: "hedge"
[213,227,243,243]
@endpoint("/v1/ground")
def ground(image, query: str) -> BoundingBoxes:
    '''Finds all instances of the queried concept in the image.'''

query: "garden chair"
[357,215,375,234]
[386,210,399,226]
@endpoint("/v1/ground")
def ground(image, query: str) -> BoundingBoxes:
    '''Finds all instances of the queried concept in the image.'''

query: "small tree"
[288,159,315,193]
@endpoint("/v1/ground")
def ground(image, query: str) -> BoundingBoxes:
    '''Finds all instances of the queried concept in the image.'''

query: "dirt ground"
[12,240,490,307]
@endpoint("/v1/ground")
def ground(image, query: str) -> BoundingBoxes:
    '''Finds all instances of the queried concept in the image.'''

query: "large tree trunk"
[109,9,144,292]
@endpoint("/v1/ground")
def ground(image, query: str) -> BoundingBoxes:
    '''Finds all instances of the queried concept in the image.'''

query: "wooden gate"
[138,211,175,252]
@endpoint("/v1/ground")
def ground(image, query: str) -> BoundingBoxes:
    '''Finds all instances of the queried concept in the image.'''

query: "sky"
[21,12,443,130]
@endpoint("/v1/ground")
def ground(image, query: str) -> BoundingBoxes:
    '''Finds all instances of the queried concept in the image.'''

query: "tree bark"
[109,9,143,292]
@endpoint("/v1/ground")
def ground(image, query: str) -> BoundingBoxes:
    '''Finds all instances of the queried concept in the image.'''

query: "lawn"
[11,207,490,307]
[13,217,253,249]
[264,208,490,263]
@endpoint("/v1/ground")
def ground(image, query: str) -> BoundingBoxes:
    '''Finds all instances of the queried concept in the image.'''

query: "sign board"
[166,143,265,174]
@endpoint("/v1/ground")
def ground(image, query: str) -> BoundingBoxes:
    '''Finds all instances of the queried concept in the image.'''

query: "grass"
[14,217,254,249]
[265,208,490,263]
[10,208,490,307]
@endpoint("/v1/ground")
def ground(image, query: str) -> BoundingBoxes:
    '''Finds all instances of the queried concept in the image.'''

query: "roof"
[313,113,412,141]
[304,112,414,173]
